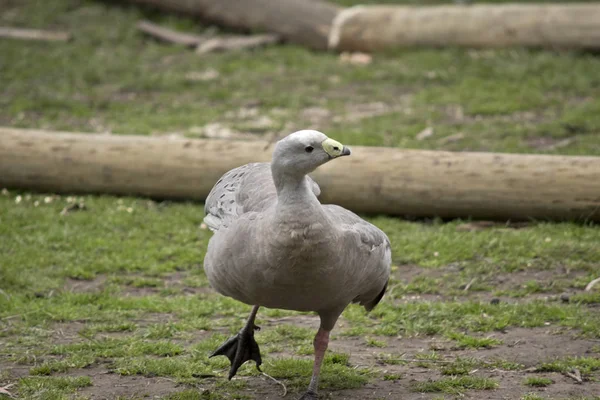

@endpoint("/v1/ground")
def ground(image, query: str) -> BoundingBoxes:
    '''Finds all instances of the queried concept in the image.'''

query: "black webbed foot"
[210,324,262,380]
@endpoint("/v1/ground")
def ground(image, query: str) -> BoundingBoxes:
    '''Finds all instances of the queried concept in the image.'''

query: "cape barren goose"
[203,130,391,399]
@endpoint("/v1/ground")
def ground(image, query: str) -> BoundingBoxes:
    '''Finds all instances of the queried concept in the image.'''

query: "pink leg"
[304,327,330,397]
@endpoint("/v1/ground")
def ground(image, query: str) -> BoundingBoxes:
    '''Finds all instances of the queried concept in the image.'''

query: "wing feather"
[323,204,391,311]
[204,162,321,231]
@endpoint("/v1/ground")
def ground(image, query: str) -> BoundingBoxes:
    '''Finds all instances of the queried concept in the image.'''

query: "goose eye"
[305,146,314,153]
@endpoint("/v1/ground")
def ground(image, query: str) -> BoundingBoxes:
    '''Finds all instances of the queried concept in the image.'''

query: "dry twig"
[0,27,71,42]
[196,34,280,54]
[60,202,86,216]
[0,383,15,398]
[261,372,287,397]
[564,369,583,383]
[137,20,208,47]
[463,278,476,292]
[584,277,600,291]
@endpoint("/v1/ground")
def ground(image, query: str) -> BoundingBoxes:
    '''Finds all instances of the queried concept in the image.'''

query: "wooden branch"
[329,4,600,52]
[121,0,340,51]
[137,20,208,47]
[0,27,71,42]
[196,34,280,54]
[137,20,279,52]
[1,127,600,222]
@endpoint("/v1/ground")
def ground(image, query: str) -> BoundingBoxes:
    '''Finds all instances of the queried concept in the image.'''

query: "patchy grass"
[2,1,600,157]
[446,332,503,349]
[2,0,600,399]
[412,376,499,394]
[524,377,554,387]
[521,394,546,400]
[18,376,92,398]
[267,356,369,391]
[440,358,478,376]
[536,357,600,376]
[365,337,387,348]
[1,186,599,399]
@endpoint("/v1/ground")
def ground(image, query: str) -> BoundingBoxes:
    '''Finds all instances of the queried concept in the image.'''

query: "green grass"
[412,376,499,394]
[2,0,600,399]
[446,332,503,349]
[365,337,387,348]
[382,373,403,381]
[18,376,92,399]
[524,377,553,387]
[267,356,369,390]
[521,394,546,400]
[536,357,600,376]
[440,358,478,376]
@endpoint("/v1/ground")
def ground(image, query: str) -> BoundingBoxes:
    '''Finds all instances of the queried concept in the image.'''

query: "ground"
[1,0,600,399]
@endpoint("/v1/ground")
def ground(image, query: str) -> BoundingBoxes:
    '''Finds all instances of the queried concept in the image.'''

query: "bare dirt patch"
[324,327,600,400]
[51,321,89,344]
[263,314,320,331]
[74,367,183,400]
[65,272,212,297]
[392,263,590,303]
[525,136,575,151]
[65,276,107,293]
[449,327,599,367]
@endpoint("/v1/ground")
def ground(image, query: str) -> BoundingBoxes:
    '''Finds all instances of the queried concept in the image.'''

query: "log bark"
[122,0,340,51]
[329,4,600,52]
[1,128,600,222]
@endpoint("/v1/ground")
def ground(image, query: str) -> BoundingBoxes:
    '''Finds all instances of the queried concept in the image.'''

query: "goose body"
[203,130,391,399]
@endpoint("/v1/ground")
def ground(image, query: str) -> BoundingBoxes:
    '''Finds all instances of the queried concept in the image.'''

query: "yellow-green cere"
[322,138,345,158]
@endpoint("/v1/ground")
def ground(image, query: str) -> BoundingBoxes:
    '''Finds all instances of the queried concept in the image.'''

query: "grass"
[411,376,499,394]
[536,357,600,376]
[1,0,600,399]
[446,332,503,349]
[521,394,546,400]
[440,358,478,376]
[267,356,370,391]
[524,377,553,387]
[18,376,92,398]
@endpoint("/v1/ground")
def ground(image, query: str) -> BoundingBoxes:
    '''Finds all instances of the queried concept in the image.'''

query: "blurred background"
[2,0,599,155]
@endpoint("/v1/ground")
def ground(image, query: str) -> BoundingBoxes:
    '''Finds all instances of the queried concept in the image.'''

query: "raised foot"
[298,390,319,400]
[209,324,262,380]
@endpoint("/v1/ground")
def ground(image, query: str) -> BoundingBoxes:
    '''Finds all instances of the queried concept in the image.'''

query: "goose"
[203,130,391,399]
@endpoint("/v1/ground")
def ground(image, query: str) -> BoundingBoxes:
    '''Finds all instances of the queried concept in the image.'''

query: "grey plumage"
[204,163,320,232]
[204,164,390,326]
[203,130,391,398]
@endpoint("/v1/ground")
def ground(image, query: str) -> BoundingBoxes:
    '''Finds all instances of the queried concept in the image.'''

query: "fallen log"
[122,0,340,51]
[1,128,599,222]
[329,4,600,51]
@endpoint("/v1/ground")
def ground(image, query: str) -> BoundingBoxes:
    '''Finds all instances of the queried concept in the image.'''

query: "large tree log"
[1,128,599,221]
[329,4,600,51]
[122,0,340,51]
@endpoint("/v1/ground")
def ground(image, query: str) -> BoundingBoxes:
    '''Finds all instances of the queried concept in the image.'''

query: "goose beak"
[322,138,351,158]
